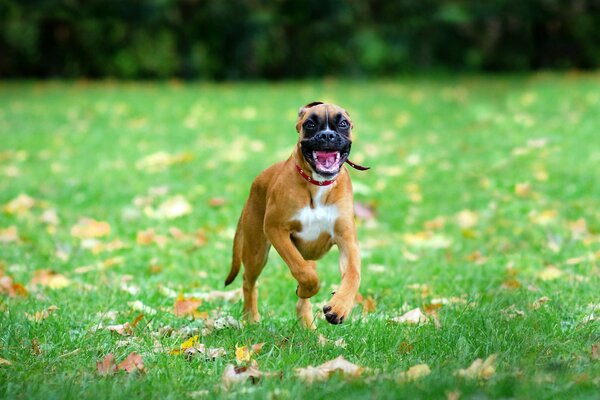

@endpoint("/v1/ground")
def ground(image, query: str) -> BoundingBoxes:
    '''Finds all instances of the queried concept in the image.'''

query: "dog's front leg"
[265,226,320,299]
[323,221,361,324]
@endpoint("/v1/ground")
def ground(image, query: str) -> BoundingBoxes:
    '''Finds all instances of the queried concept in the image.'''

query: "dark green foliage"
[2,0,600,79]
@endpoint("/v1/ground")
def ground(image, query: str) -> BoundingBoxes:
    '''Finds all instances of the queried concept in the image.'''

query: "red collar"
[295,159,370,186]
[295,164,335,186]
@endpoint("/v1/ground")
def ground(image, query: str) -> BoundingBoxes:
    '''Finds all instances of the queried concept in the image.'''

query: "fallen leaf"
[0,226,19,243]
[96,353,117,376]
[537,265,563,281]
[222,360,265,388]
[390,308,429,325]
[0,357,12,366]
[106,323,133,336]
[40,208,59,225]
[501,304,525,319]
[128,300,158,315]
[317,334,347,348]
[205,315,243,331]
[136,229,168,247]
[531,296,551,310]
[398,363,431,382]
[455,210,479,229]
[173,296,205,318]
[184,344,227,361]
[145,195,192,220]
[296,356,363,384]
[26,305,59,322]
[3,194,35,216]
[456,354,497,380]
[0,275,27,297]
[235,345,252,364]
[355,293,377,314]
[70,218,111,239]
[30,269,71,289]
[116,352,145,373]
[515,182,531,197]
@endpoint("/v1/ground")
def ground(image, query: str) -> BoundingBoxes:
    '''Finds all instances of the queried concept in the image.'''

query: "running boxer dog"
[224,101,369,328]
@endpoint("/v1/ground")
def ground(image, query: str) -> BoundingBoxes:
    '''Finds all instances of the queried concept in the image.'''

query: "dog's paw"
[322,297,352,325]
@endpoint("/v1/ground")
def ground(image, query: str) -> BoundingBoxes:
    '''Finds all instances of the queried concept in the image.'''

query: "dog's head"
[296,102,353,179]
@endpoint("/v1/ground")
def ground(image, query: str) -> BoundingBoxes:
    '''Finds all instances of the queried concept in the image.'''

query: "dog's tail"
[224,214,243,286]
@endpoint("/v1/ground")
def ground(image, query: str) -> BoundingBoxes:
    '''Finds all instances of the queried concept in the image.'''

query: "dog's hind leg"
[241,237,270,323]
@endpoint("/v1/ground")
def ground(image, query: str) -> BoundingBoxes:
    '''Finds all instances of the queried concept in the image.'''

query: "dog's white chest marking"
[293,188,338,242]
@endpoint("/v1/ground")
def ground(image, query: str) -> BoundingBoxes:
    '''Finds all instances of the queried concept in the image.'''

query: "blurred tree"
[1,0,599,79]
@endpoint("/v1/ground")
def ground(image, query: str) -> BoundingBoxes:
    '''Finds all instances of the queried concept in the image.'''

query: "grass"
[0,75,599,399]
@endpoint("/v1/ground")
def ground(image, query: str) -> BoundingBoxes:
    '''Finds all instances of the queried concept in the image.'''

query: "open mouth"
[313,150,341,174]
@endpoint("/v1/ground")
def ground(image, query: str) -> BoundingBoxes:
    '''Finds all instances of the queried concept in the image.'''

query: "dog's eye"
[338,120,349,129]
[305,121,316,130]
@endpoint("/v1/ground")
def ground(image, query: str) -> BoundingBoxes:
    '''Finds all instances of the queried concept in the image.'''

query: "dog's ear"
[296,101,323,133]
[298,101,323,117]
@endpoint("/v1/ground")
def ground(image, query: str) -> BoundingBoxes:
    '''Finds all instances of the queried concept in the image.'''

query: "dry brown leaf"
[96,353,117,375]
[136,229,168,247]
[117,352,145,373]
[70,218,111,239]
[531,296,551,310]
[30,269,71,289]
[0,357,12,366]
[222,360,264,388]
[355,293,377,314]
[456,354,497,380]
[0,275,27,297]
[398,363,431,382]
[26,305,59,322]
[501,304,525,319]
[317,334,347,348]
[296,356,363,384]
[3,194,35,216]
[173,296,205,318]
[0,226,20,243]
[390,308,429,325]
[184,344,227,361]
[537,265,563,281]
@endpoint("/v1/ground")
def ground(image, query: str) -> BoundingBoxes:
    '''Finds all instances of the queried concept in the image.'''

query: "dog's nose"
[317,131,337,144]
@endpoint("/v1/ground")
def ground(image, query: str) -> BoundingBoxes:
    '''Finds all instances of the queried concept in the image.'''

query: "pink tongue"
[315,151,338,168]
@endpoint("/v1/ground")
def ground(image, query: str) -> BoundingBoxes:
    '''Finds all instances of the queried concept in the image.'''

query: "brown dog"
[224,101,368,328]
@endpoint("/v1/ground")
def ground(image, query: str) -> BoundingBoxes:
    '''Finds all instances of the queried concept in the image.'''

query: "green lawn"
[1,76,599,399]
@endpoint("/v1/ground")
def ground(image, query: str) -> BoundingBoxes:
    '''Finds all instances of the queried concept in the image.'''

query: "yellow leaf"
[3,194,35,216]
[30,269,71,289]
[456,354,497,380]
[70,218,111,239]
[399,363,431,382]
[235,345,252,364]
[537,265,563,281]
